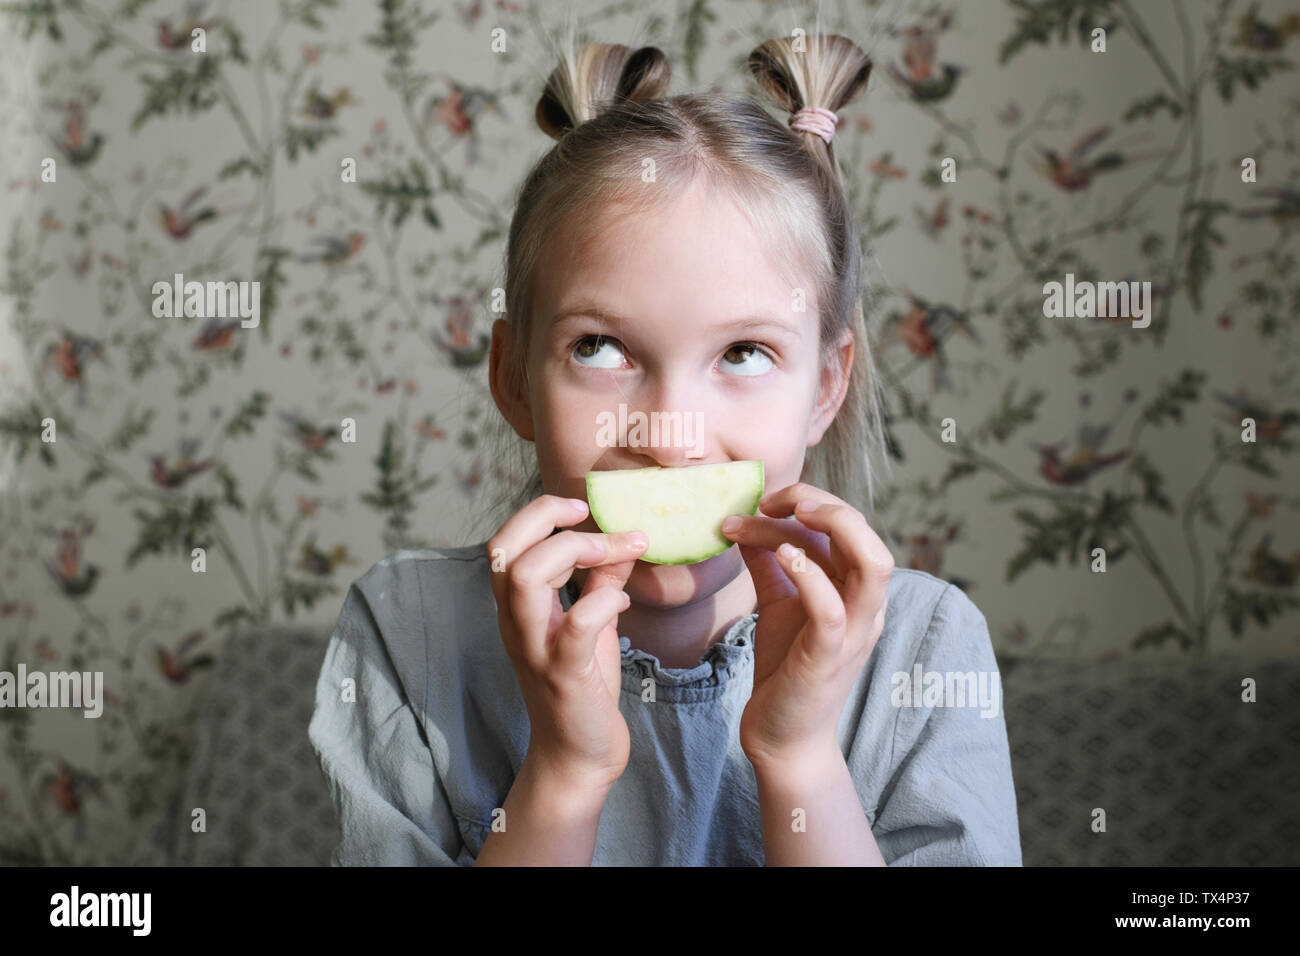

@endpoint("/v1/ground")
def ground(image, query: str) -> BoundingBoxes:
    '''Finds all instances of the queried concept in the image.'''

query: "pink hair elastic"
[788,106,839,145]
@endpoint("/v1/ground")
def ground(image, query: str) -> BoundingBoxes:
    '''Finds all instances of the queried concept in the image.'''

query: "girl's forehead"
[546,186,818,299]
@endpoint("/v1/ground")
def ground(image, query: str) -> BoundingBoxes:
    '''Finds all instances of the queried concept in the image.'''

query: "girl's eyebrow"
[549,306,802,341]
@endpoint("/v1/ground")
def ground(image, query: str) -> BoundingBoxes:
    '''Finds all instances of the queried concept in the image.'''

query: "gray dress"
[307,542,1022,865]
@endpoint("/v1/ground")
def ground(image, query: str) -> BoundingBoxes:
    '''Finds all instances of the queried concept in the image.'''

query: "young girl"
[309,30,1022,866]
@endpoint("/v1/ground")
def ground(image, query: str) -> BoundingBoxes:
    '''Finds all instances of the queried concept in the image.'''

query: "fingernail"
[627,533,648,550]
[796,500,819,513]
[721,516,742,533]
[778,542,798,559]
[570,498,588,513]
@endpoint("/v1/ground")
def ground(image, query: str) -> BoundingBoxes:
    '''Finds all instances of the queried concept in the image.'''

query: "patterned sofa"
[126,625,1300,866]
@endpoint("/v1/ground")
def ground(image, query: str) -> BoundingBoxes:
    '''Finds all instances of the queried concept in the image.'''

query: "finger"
[577,541,642,595]
[551,585,630,676]
[543,530,646,589]
[736,541,797,606]
[755,481,844,519]
[737,542,799,682]
[487,494,591,616]
[773,541,848,669]
[508,529,648,660]
[784,502,894,624]
[721,513,835,579]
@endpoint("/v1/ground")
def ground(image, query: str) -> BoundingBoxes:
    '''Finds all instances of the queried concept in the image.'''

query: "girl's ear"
[806,329,854,448]
[489,318,535,442]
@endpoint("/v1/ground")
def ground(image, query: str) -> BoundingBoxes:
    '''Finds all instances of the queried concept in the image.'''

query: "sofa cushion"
[1002,654,1300,866]
[129,623,1300,866]
[127,626,337,866]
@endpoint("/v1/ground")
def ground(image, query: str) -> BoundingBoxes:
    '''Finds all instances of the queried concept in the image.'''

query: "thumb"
[737,542,797,607]
[576,554,638,600]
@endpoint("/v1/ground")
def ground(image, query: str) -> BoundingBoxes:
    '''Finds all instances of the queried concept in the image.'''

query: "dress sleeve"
[872,584,1023,866]
[308,583,466,866]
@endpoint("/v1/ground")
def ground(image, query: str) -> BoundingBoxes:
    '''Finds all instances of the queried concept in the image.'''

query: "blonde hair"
[477,29,893,540]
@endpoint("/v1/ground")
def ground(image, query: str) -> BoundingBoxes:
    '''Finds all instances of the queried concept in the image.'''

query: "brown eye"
[571,335,625,368]
[719,342,774,376]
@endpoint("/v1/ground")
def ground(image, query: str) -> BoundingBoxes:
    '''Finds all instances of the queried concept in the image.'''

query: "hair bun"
[748,33,871,119]
[535,42,672,141]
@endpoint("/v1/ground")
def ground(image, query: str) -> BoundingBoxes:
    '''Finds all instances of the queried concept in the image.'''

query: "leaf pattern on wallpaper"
[0,0,1296,866]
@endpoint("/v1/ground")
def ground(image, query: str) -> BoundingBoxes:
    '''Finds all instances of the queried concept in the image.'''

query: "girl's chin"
[623,545,744,594]
[567,545,742,598]
[631,545,737,573]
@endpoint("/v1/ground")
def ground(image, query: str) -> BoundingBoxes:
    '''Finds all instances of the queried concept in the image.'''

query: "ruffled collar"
[560,580,757,700]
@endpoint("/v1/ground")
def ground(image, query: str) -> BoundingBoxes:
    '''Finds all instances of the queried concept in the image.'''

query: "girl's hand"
[721,481,895,772]
[487,494,649,793]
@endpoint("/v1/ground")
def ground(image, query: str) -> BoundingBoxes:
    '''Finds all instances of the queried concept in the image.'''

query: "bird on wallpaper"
[297,231,365,267]
[869,156,907,179]
[1233,3,1300,50]
[1236,186,1300,226]
[192,317,242,351]
[455,457,484,496]
[1032,126,1130,192]
[1245,491,1278,518]
[45,762,104,842]
[302,85,355,121]
[422,80,503,163]
[278,410,335,454]
[154,630,216,684]
[52,100,103,168]
[914,195,950,240]
[42,326,107,406]
[1002,618,1031,647]
[69,245,93,278]
[157,185,219,240]
[885,288,980,392]
[454,0,522,26]
[44,523,99,598]
[491,462,523,487]
[429,290,491,368]
[886,17,963,103]
[1244,535,1300,588]
[1030,422,1130,486]
[149,438,214,490]
[456,0,486,26]
[891,520,971,590]
[1214,389,1300,439]
[298,536,357,576]
[416,415,447,441]
[156,0,221,51]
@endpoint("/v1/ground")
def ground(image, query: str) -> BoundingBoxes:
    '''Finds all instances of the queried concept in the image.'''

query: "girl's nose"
[624,409,707,467]
[625,374,708,465]
[643,441,706,469]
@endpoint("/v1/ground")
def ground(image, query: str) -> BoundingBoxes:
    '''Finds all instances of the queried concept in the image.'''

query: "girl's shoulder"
[337,542,497,678]
[875,567,996,671]
[884,565,982,626]
[349,543,491,608]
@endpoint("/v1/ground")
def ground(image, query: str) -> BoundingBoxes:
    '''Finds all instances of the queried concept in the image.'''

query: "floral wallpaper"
[0,0,1296,865]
